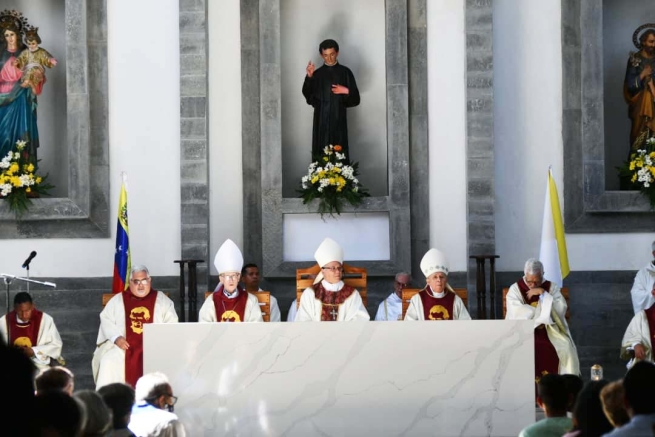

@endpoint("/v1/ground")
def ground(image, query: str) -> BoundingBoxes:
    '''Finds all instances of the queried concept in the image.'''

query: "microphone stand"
[1,273,57,313]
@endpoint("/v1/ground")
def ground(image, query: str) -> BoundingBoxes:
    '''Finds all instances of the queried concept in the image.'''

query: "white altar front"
[144,320,535,436]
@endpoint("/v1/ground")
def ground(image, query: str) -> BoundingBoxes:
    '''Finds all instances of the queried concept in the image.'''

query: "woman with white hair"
[404,248,471,321]
[295,238,369,321]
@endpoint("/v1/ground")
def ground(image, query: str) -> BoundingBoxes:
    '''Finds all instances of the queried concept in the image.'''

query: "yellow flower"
[27,163,34,173]
[650,167,655,177]
[323,157,328,162]
[10,176,21,187]
[632,174,638,183]
[311,176,318,184]
[329,178,336,185]
[26,187,31,193]
[9,163,19,173]
[36,176,42,184]
[629,161,636,171]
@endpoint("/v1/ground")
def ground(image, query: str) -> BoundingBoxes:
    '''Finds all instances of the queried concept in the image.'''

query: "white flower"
[302,182,308,189]
[318,187,323,192]
[301,175,309,183]
[15,140,27,150]
[353,178,359,184]
[0,183,11,196]
[353,186,358,192]
[336,152,346,160]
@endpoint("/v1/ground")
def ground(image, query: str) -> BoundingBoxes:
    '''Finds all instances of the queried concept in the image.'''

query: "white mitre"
[313,237,344,284]
[214,239,244,275]
[420,248,449,278]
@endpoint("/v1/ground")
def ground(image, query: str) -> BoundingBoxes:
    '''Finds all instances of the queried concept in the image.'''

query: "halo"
[632,23,655,49]
[0,9,29,35]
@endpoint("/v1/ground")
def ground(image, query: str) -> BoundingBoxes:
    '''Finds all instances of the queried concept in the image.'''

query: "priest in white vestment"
[200,239,263,323]
[92,265,179,389]
[375,272,411,321]
[0,291,63,371]
[295,238,370,322]
[629,241,655,314]
[620,302,655,369]
[505,258,580,378]
[405,249,470,321]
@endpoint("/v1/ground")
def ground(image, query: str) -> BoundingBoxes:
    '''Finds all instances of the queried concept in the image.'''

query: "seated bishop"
[620,302,655,369]
[405,248,471,321]
[505,258,580,384]
[200,239,263,323]
[295,237,370,322]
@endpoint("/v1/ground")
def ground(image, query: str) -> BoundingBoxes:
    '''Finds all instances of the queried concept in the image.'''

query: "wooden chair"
[502,287,570,320]
[102,292,170,307]
[400,287,468,320]
[204,290,272,322]
[296,263,367,308]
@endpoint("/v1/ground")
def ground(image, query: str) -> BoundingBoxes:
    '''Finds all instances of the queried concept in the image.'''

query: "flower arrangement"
[618,136,655,207]
[0,140,54,217]
[299,144,369,217]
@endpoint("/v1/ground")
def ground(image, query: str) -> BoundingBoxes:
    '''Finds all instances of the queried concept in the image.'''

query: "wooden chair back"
[401,287,468,320]
[502,287,570,320]
[204,290,272,322]
[296,263,367,307]
[102,292,170,307]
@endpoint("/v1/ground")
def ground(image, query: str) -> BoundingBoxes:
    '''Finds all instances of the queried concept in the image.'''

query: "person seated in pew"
[404,248,471,321]
[620,301,655,369]
[200,239,263,323]
[295,237,369,322]
[35,366,75,395]
[629,239,655,314]
[505,258,580,385]
[214,263,281,322]
[93,265,179,389]
[375,272,411,321]
[0,291,64,371]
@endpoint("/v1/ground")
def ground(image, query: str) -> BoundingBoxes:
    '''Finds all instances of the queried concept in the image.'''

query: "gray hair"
[135,371,170,403]
[73,390,112,436]
[524,258,544,276]
[395,272,411,282]
[131,264,150,276]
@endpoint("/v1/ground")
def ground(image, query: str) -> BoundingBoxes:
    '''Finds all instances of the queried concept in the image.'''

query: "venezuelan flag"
[112,174,131,293]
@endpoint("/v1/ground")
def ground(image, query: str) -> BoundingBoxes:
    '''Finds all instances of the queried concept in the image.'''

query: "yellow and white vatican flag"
[539,168,570,287]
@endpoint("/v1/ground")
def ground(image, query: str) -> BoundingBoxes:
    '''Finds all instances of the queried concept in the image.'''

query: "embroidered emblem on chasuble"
[122,290,158,387]
[212,285,248,322]
[418,287,455,320]
[313,283,355,321]
[7,308,43,347]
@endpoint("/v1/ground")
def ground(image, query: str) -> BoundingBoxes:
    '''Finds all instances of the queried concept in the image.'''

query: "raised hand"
[306,61,315,78]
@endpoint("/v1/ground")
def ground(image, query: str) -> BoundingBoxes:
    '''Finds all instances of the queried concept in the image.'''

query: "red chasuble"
[313,283,355,321]
[419,287,456,320]
[122,290,158,388]
[517,278,560,385]
[213,286,248,322]
[6,308,43,348]
[645,303,655,345]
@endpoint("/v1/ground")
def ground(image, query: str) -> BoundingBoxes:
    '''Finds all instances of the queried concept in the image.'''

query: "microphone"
[22,251,37,269]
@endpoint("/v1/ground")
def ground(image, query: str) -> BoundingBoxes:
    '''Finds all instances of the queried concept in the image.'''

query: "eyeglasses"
[130,278,151,286]
[322,266,343,273]
[167,395,178,406]
[395,281,410,288]
[220,273,240,281]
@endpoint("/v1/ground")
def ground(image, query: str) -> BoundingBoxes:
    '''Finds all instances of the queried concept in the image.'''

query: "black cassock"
[302,62,360,160]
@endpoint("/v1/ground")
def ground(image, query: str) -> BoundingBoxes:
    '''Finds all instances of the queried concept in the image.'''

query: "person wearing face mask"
[199,239,263,323]
[128,372,186,437]
[404,248,471,321]
[295,237,369,322]
[302,39,360,161]
[93,265,179,389]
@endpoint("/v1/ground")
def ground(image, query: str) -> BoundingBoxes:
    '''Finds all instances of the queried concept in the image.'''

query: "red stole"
[6,308,43,348]
[418,287,456,320]
[122,290,158,388]
[313,283,355,321]
[645,304,655,344]
[212,286,248,322]
[517,278,559,388]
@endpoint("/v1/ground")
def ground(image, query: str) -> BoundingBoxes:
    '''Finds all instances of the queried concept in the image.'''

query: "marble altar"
[143,320,535,436]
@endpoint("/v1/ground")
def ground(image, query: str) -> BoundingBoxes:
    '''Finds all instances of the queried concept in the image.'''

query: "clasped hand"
[526,288,545,299]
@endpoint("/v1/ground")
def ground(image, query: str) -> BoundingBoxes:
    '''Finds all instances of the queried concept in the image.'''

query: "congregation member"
[519,374,572,437]
[93,265,179,389]
[34,391,85,437]
[562,380,614,437]
[602,361,655,437]
[599,380,630,429]
[99,382,137,437]
[505,258,580,382]
[404,248,471,321]
[374,272,411,321]
[562,373,583,416]
[620,301,654,368]
[1,335,37,436]
[129,371,187,437]
[35,365,75,395]
[74,389,113,436]
[629,240,655,314]
[200,239,263,323]
[295,237,369,321]
[0,291,64,371]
